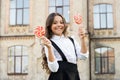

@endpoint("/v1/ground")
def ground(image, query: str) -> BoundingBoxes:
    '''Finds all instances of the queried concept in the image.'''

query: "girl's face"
[51,15,65,36]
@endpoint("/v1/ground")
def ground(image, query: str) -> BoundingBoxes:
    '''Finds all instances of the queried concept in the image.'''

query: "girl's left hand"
[41,36,52,48]
[78,26,86,39]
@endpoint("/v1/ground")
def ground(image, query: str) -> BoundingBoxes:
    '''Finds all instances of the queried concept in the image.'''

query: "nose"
[57,22,62,27]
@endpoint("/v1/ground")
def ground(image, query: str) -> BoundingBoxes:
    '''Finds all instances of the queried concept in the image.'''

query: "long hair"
[41,13,68,74]
[45,13,68,39]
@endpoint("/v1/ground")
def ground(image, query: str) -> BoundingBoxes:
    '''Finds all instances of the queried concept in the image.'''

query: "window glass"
[95,58,101,73]
[107,5,112,12]
[95,47,115,74]
[108,48,114,56]
[95,48,101,57]
[15,46,22,55]
[102,58,107,73]
[94,14,100,29]
[22,57,28,73]
[109,58,115,73]
[8,57,14,73]
[107,14,113,28]
[17,0,23,8]
[63,0,69,5]
[10,0,29,26]
[23,9,29,24]
[56,7,62,15]
[8,46,28,74]
[94,5,99,13]
[101,14,106,28]
[93,4,113,29]
[56,0,62,6]
[49,0,70,23]
[16,57,21,73]
[23,46,28,55]
[49,7,56,14]
[100,4,106,13]
[49,0,55,6]
[63,7,69,22]
[24,0,29,7]
[101,47,107,56]
[9,46,14,56]
[10,9,16,25]
[10,0,16,8]
[17,9,22,25]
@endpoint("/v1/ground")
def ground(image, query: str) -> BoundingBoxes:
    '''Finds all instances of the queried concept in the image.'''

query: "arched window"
[48,0,70,23]
[95,47,115,74]
[10,0,29,26]
[93,4,113,29]
[8,45,28,75]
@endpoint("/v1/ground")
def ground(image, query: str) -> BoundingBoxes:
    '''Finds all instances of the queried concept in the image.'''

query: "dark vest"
[48,37,80,80]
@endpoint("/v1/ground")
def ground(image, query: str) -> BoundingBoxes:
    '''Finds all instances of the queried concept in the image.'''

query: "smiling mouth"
[57,28,63,31]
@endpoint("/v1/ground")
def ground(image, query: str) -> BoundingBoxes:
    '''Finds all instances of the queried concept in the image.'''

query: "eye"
[60,21,64,24]
[53,21,57,24]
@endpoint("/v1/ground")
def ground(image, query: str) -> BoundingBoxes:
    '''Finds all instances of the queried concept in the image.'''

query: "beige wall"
[1,0,120,80]
[90,0,120,80]
[0,0,90,80]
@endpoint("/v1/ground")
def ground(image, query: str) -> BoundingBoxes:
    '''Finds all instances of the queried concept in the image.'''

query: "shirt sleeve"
[44,46,59,72]
[72,38,89,60]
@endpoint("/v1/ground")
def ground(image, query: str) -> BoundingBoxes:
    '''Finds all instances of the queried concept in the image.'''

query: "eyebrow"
[53,19,63,22]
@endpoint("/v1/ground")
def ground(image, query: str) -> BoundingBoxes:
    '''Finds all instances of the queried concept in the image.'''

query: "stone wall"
[0,0,89,80]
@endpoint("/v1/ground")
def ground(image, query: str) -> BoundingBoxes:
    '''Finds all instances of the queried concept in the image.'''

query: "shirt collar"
[51,34,65,40]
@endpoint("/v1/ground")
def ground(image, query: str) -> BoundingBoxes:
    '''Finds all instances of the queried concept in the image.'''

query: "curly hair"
[41,13,68,74]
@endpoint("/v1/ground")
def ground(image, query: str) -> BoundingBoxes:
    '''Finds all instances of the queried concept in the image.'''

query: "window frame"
[7,45,28,75]
[94,46,115,74]
[9,0,30,26]
[48,0,70,23]
[93,4,113,29]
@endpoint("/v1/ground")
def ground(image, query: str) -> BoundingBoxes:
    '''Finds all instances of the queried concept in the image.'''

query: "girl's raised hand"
[41,36,52,48]
[78,25,86,39]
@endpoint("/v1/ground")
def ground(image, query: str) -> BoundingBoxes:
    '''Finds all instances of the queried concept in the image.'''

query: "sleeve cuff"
[48,59,57,64]
[48,60,59,72]
[80,51,89,58]
[78,51,89,60]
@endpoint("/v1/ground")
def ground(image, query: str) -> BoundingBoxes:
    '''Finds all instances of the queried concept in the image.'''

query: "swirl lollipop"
[74,14,87,39]
[74,14,82,24]
[34,26,45,38]
[34,26,45,45]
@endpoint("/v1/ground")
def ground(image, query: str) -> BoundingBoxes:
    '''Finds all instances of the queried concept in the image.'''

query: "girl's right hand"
[41,36,52,49]
[78,25,86,39]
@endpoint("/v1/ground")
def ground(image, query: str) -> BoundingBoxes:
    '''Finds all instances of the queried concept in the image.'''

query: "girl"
[41,13,88,80]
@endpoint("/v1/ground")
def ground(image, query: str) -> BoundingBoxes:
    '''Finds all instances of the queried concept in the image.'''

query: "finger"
[78,23,83,27]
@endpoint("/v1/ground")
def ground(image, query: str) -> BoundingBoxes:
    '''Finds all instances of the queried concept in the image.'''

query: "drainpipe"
[87,0,92,80]
[0,0,1,36]
[0,0,1,79]
[0,0,1,27]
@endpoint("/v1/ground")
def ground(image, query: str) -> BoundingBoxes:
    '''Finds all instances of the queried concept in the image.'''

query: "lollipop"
[74,14,87,39]
[34,26,45,38]
[34,26,45,45]
[74,14,82,24]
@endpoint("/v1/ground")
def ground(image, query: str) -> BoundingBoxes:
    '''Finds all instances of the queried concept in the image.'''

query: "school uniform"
[45,35,88,80]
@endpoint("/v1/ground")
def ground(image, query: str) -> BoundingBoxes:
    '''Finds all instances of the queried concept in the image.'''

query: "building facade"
[88,0,120,80]
[0,0,120,80]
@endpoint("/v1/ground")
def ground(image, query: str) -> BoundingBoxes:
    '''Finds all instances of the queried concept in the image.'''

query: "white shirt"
[45,35,89,72]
